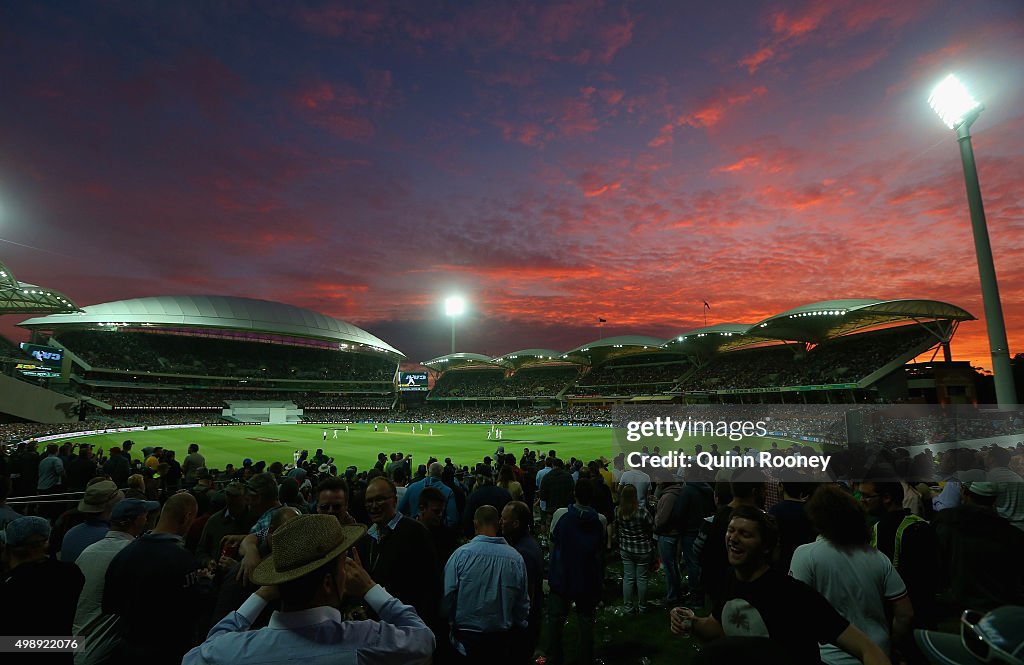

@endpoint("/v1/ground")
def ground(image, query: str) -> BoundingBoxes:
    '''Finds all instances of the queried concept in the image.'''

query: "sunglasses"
[961,609,1014,663]
[318,503,345,512]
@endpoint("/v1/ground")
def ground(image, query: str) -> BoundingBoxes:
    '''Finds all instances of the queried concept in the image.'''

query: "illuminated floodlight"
[926,71,1015,406]
[444,295,466,354]
[928,74,981,129]
[444,295,466,317]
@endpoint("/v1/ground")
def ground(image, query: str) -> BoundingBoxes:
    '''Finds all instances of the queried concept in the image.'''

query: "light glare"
[928,74,980,129]
[444,295,466,317]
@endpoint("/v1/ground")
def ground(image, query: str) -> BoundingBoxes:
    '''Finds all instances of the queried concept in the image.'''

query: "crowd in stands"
[113,412,228,427]
[431,370,506,398]
[78,389,393,410]
[54,330,396,381]
[430,366,582,399]
[549,406,615,425]
[394,407,539,424]
[864,411,1024,447]
[504,366,581,397]
[684,327,933,391]
[0,419,111,446]
[1,429,1023,665]
[571,359,689,396]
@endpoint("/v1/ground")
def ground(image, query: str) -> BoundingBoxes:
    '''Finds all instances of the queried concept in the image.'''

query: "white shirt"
[73,530,135,634]
[790,536,907,665]
[619,468,651,502]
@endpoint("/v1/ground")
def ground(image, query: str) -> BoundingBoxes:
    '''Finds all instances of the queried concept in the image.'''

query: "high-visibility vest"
[870,514,927,568]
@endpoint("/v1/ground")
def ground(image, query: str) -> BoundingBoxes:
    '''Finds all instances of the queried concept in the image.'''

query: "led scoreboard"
[398,372,429,391]
[17,343,64,378]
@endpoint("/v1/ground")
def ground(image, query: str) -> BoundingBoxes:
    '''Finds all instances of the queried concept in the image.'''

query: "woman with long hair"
[613,483,654,613]
[790,484,914,665]
[497,464,524,501]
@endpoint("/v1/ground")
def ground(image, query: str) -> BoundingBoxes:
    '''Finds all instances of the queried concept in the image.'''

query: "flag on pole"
[598,318,607,323]
[703,301,711,311]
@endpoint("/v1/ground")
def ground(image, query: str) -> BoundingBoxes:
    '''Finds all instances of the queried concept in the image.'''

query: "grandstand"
[0,285,985,438]
[424,349,585,406]
[422,299,975,408]
[14,295,403,423]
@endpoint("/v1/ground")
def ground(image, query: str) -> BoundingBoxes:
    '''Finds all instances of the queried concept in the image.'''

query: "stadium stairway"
[857,337,939,389]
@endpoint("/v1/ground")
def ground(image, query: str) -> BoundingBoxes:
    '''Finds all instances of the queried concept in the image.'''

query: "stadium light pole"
[928,74,1017,407]
[444,295,465,355]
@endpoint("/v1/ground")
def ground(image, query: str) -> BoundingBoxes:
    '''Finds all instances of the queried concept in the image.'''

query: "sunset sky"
[1,1,1022,368]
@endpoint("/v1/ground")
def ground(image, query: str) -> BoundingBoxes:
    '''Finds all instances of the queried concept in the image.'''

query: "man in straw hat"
[184,514,435,664]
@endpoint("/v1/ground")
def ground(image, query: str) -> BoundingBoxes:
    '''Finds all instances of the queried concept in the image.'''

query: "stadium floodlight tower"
[928,74,1017,408]
[444,295,466,354]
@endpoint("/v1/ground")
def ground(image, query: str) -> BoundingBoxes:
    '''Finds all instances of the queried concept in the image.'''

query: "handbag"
[74,613,124,665]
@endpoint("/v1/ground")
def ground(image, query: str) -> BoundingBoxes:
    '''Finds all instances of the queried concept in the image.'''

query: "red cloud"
[294,75,395,141]
[583,183,621,198]
[717,156,761,173]
[600,88,625,105]
[740,0,932,74]
[648,86,768,147]
[739,47,775,74]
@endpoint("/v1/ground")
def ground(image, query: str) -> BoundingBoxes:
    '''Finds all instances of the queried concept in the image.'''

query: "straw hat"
[251,514,365,586]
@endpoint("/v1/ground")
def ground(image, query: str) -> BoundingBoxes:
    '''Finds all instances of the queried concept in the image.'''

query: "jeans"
[681,531,702,595]
[547,593,596,665]
[620,550,651,608]
[658,534,681,604]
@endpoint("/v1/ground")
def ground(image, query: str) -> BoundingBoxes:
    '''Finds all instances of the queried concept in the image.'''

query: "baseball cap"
[5,516,51,548]
[915,607,1024,665]
[111,498,160,522]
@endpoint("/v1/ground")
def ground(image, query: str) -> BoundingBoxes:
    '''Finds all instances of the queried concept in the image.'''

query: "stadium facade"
[0,290,984,425]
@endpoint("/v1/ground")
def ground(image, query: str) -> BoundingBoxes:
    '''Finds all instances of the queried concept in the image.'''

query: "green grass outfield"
[72,423,818,471]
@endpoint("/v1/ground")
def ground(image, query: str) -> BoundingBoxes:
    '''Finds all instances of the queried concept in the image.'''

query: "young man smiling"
[670,505,892,665]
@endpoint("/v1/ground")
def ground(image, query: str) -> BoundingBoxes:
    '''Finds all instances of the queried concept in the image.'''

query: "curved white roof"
[18,295,404,358]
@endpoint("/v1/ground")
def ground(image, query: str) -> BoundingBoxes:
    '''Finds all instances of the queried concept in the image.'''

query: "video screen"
[398,371,429,391]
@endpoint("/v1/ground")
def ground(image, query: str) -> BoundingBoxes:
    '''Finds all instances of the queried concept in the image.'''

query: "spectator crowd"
[2,425,1023,665]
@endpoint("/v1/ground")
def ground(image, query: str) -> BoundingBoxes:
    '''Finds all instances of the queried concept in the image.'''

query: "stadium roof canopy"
[751,299,974,343]
[18,295,404,358]
[492,348,584,370]
[661,323,779,356]
[420,298,976,374]
[562,335,671,367]
[0,260,79,315]
[422,353,502,371]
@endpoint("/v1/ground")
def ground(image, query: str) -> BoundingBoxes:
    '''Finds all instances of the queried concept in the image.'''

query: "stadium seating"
[55,330,395,381]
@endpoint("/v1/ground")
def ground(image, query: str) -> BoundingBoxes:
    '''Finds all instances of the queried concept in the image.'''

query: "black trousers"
[453,627,526,665]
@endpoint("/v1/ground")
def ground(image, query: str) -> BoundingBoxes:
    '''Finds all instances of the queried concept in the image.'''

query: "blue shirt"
[37,455,64,490]
[184,584,434,665]
[442,535,529,653]
[398,477,459,527]
[535,468,552,511]
[61,519,110,562]
[368,511,404,542]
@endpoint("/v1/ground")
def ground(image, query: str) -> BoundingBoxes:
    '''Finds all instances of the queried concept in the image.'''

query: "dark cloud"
[0,1,1022,371]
